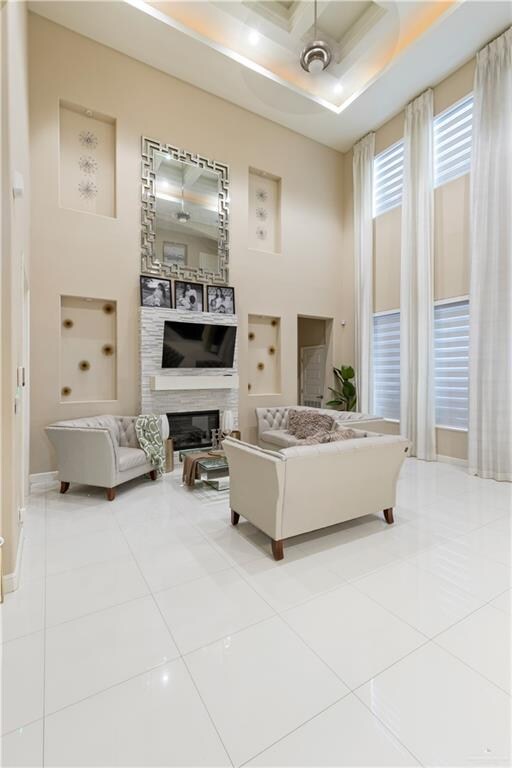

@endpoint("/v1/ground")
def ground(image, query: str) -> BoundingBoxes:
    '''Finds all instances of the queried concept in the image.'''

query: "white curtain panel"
[469,27,512,481]
[400,89,436,460]
[353,132,375,413]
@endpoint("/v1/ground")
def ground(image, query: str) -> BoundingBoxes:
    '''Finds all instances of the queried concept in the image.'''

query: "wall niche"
[59,100,116,217]
[248,168,281,254]
[248,315,281,395]
[60,296,117,403]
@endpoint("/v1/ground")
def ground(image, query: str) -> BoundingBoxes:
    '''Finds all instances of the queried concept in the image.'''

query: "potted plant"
[326,365,357,411]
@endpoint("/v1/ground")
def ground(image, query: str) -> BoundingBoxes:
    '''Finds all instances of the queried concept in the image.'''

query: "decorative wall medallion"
[62,318,74,329]
[61,386,72,397]
[102,344,114,356]
[255,226,267,240]
[248,332,255,341]
[78,360,91,371]
[257,362,265,371]
[103,303,115,314]
[78,179,98,199]
[269,346,276,355]
[79,130,98,149]
[78,155,98,175]
[256,207,268,221]
[256,188,268,202]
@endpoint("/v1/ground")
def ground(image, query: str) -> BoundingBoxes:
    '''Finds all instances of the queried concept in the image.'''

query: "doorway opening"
[297,316,333,408]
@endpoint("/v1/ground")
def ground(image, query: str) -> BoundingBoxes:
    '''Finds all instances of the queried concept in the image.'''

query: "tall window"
[373,300,469,429]
[373,311,400,420]
[373,141,404,217]
[434,299,470,429]
[434,94,473,187]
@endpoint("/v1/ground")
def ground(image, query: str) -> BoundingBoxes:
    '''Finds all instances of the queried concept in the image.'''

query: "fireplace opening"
[167,410,220,451]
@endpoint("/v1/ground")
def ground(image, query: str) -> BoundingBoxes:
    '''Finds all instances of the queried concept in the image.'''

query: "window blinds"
[373,141,404,217]
[434,299,470,429]
[434,95,473,188]
[373,311,400,420]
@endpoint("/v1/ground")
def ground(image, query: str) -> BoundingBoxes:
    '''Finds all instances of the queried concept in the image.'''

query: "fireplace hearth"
[167,410,220,451]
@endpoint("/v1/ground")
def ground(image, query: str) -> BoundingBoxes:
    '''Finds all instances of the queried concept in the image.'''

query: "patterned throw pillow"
[287,410,335,439]
[301,427,358,445]
[323,427,357,442]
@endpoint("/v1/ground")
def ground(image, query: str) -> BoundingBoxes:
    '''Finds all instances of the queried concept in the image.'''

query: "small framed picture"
[162,242,187,266]
[140,276,172,308]
[207,285,235,314]
[174,281,204,312]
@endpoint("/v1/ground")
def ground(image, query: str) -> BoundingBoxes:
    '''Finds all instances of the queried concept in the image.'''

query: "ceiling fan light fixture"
[175,210,191,223]
[299,0,331,74]
[300,41,332,73]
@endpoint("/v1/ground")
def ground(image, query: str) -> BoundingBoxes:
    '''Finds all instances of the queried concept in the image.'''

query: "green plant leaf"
[341,365,355,380]
[333,369,344,385]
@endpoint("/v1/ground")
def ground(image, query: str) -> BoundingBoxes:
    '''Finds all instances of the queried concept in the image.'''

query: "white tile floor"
[1,459,511,767]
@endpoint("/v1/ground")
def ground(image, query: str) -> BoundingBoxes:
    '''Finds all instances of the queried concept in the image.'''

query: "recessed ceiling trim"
[337,3,387,61]
[126,0,343,113]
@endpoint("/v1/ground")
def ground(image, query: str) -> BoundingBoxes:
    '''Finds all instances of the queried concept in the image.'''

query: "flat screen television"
[161,321,236,369]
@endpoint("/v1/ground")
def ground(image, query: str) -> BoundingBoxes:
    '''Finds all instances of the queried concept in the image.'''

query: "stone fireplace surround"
[139,307,239,432]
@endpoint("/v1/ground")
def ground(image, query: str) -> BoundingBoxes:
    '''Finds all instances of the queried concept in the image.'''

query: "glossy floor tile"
[155,569,274,654]
[45,526,131,576]
[358,643,511,767]
[185,616,348,765]
[355,560,483,636]
[247,694,419,766]
[489,588,511,613]
[235,550,346,612]
[45,596,179,714]
[1,577,45,642]
[1,720,44,768]
[44,659,230,766]
[283,584,426,689]
[45,555,149,627]
[1,632,44,734]
[2,459,511,767]
[409,539,511,602]
[134,536,230,593]
[436,604,511,693]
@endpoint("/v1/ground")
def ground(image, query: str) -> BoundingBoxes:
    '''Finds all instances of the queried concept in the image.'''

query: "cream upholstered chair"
[46,415,167,500]
[223,432,409,560]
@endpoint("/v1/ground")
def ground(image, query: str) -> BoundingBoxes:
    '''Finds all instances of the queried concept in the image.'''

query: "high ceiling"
[30,0,512,151]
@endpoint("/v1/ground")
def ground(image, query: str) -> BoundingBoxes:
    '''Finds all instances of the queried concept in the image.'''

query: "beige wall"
[1,0,31,578]
[29,14,347,471]
[370,59,475,460]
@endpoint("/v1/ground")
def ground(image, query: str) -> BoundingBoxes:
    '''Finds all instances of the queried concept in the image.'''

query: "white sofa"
[46,415,165,500]
[256,405,387,450]
[223,432,409,560]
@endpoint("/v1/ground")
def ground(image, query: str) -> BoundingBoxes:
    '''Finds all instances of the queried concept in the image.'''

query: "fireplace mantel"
[150,374,239,391]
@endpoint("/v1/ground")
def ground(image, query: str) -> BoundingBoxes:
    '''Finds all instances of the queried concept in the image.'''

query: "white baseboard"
[29,470,58,489]
[437,454,468,467]
[2,527,24,595]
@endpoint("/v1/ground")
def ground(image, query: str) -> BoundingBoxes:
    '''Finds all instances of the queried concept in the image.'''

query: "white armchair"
[46,415,164,500]
[223,432,409,559]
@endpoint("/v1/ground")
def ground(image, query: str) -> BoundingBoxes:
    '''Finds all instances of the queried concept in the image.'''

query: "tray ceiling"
[30,0,512,151]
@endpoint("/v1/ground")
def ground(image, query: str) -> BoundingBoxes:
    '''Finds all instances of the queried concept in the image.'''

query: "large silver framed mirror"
[141,136,229,284]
